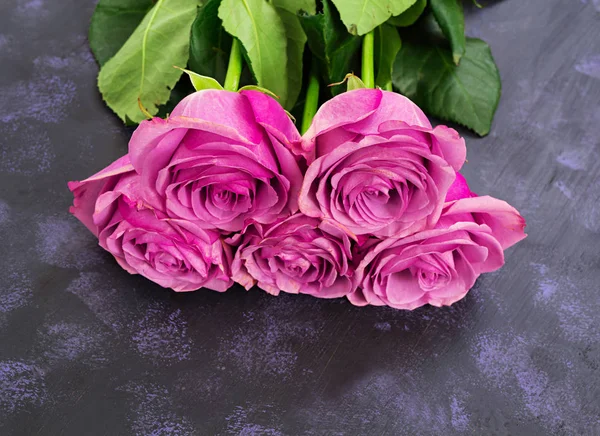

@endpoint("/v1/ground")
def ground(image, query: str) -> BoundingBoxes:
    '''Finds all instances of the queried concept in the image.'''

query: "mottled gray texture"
[0,0,599,434]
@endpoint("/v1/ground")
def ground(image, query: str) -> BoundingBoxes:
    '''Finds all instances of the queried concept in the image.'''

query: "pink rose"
[230,214,355,298]
[68,155,233,292]
[298,89,466,238]
[128,90,303,233]
[348,175,526,310]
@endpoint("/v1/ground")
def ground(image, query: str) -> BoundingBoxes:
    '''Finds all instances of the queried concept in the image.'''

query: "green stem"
[361,30,375,89]
[383,82,393,91]
[224,38,243,91]
[301,61,320,134]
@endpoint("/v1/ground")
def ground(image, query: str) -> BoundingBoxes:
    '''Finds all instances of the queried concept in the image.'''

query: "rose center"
[212,187,236,209]
[415,267,450,292]
[276,253,311,277]
[195,184,254,216]
[138,242,188,273]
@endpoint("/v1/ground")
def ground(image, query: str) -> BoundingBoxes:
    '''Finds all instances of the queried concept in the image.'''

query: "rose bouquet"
[70,0,525,310]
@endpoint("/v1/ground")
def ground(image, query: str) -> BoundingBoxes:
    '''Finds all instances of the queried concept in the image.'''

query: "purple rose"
[69,155,233,292]
[128,89,303,233]
[230,214,355,298]
[298,89,466,238]
[348,175,526,310]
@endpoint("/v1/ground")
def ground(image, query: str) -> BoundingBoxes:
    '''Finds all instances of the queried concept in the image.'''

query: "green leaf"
[330,0,417,35]
[299,0,362,95]
[156,76,195,118]
[98,0,200,123]
[272,0,312,109]
[89,0,154,66]
[328,72,365,91]
[392,37,501,136]
[176,67,224,91]
[219,0,290,107]
[375,24,401,90]
[388,0,426,27]
[276,0,316,14]
[189,0,232,85]
[429,0,465,64]
[347,74,366,90]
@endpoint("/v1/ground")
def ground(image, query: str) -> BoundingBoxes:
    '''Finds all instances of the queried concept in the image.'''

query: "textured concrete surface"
[0,0,599,434]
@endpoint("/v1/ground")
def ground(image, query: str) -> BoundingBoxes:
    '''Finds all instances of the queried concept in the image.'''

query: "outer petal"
[443,196,527,250]
[378,121,466,172]
[303,89,383,146]
[170,90,265,144]
[445,172,474,202]
[344,90,432,135]
[68,154,135,236]
[302,89,431,162]
[304,89,430,141]
[241,90,301,147]
[430,125,467,172]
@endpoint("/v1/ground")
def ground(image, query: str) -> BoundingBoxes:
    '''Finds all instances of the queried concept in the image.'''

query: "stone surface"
[0,0,599,434]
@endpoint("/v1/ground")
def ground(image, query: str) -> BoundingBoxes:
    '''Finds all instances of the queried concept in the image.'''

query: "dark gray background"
[1,0,599,434]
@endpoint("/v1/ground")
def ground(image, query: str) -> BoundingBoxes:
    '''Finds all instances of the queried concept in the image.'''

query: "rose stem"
[361,30,375,88]
[301,60,320,134]
[224,38,243,92]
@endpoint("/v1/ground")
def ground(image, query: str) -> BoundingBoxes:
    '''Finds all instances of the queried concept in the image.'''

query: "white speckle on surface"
[220,325,298,377]
[0,270,33,315]
[14,0,48,21]
[37,322,107,365]
[473,332,555,421]
[0,34,10,50]
[66,272,128,332]
[224,405,284,436]
[0,124,54,174]
[130,306,192,364]
[293,370,470,434]
[33,55,74,70]
[556,149,588,170]
[553,181,574,199]
[119,382,196,436]
[581,0,600,11]
[217,300,320,378]
[575,54,600,79]
[0,199,10,224]
[531,263,559,303]
[472,329,597,434]
[557,300,597,343]
[0,74,76,123]
[450,395,470,432]
[374,322,391,332]
[0,361,46,415]
[530,263,600,343]
[36,215,104,270]
[579,179,600,233]
[19,0,44,10]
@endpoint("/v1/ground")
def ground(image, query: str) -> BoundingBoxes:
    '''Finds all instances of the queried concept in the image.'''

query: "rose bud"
[68,155,233,292]
[229,214,355,299]
[128,89,303,233]
[298,88,466,238]
[348,174,526,310]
